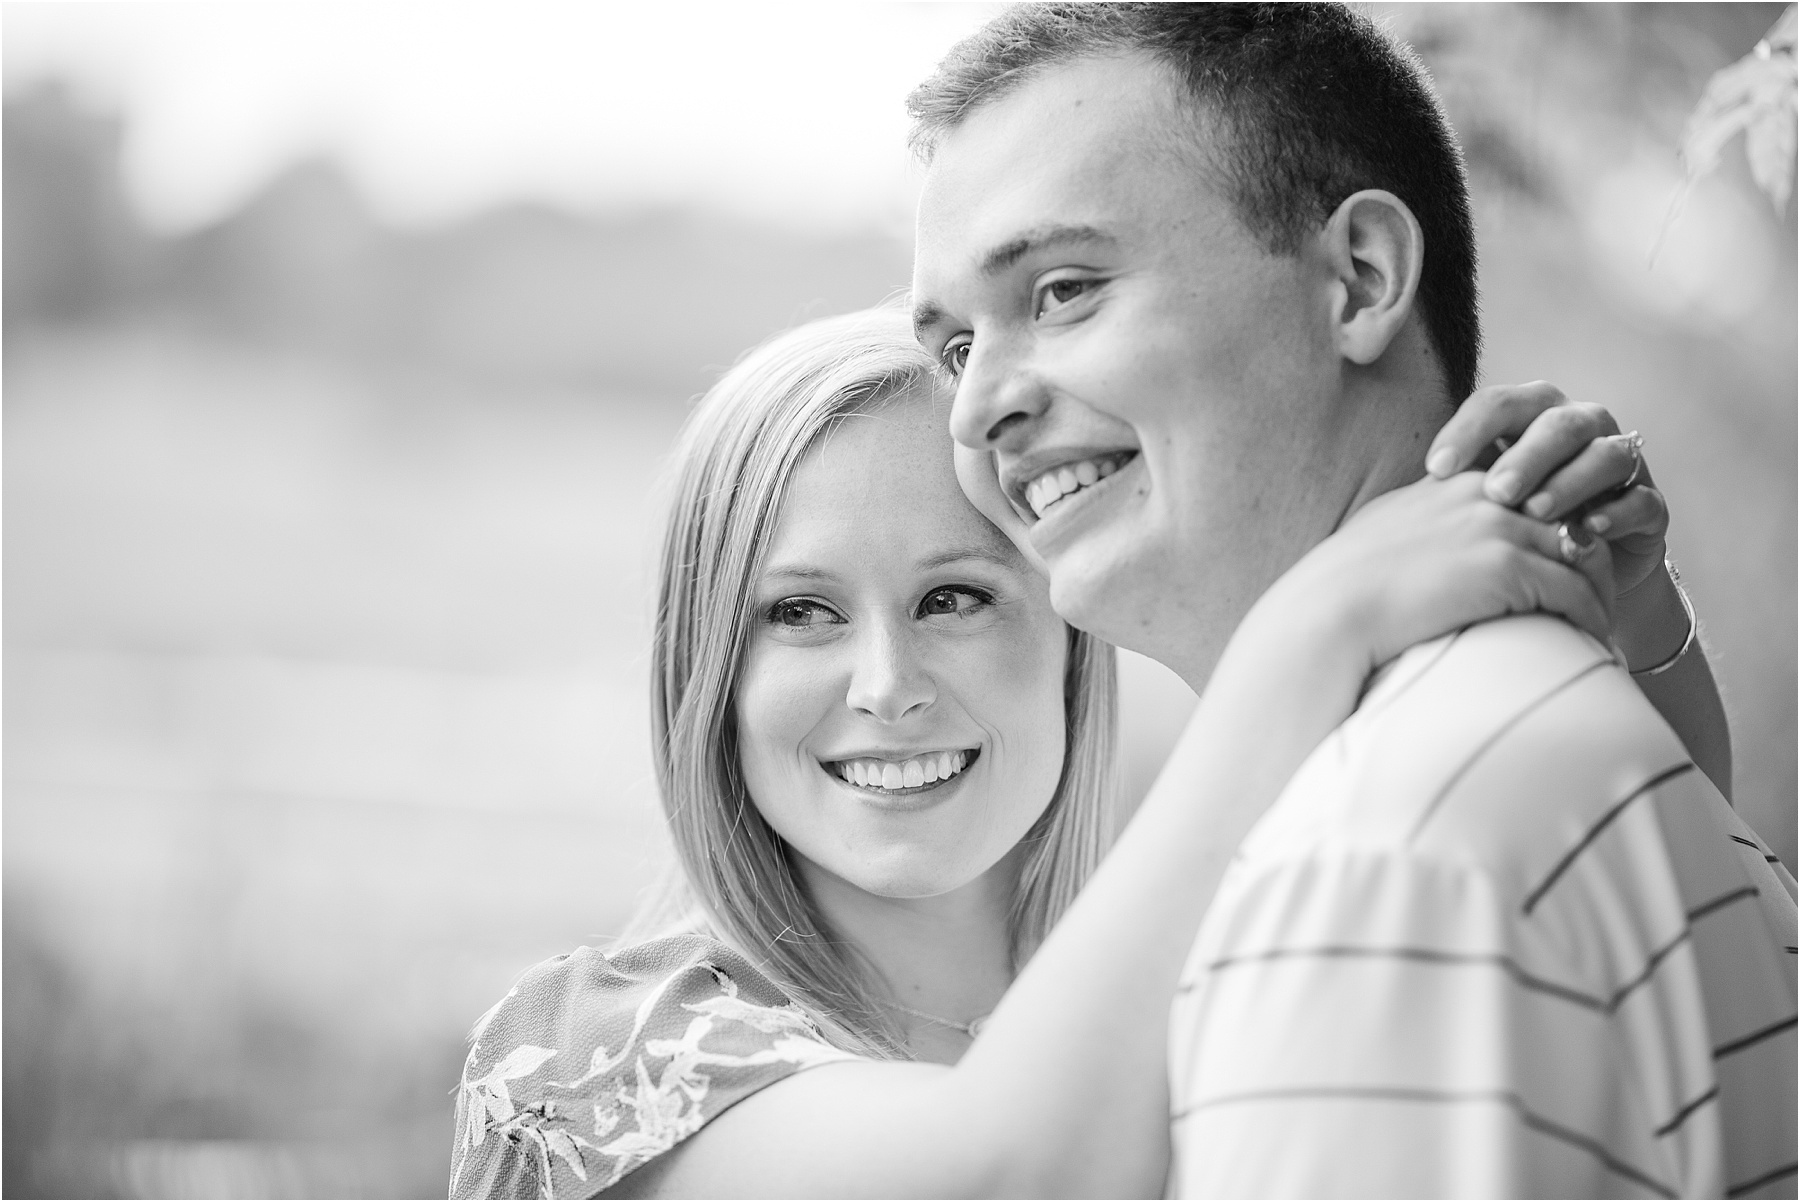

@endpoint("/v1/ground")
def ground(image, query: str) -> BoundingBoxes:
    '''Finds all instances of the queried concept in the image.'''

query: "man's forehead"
[910,57,1203,322]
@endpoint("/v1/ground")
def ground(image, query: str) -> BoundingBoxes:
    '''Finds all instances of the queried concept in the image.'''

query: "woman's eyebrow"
[915,546,1019,572]
[758,563,839,584]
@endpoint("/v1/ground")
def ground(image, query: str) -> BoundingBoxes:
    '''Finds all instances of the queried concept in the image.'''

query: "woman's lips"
[822,748,981,795]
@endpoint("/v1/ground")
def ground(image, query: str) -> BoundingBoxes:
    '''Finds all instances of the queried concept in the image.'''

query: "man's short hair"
[908,2,1481,403]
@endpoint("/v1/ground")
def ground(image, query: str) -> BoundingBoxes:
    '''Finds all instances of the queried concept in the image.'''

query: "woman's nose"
[844,626,936,723]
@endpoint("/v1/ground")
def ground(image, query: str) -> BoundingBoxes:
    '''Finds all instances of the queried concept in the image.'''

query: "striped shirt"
[1168,615,1796,1199]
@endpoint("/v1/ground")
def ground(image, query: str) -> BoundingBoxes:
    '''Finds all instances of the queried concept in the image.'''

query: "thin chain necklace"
[883,1001,992,1039]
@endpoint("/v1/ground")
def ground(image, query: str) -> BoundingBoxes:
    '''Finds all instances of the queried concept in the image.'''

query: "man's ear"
[1321,189,1424,366]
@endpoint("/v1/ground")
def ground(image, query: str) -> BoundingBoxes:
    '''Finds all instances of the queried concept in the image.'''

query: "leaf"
[484,1078,515,1123]
[598,1130,676,1161]
[548,1042,620,1090]
[1770,5,1798,53]
[487,1044,559,1083]
[513,1126,555,1199]
[1746,81,1799,208]
[464,1087,493,1152]
[1681,52,1795,179]
[1655,5,1799,259]
[543,1130,589,1182]
[682,991,814,1033]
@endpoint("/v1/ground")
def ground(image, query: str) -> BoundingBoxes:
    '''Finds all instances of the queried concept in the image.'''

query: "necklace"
[883,1001,992,1039]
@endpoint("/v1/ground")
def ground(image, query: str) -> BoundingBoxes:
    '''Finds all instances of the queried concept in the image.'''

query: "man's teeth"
[1025,455,1127,519]
[835,750,971,790]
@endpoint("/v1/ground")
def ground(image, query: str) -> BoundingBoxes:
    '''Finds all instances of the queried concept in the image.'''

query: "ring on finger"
[1614,430,1645,491]
[1557,520,1597,563]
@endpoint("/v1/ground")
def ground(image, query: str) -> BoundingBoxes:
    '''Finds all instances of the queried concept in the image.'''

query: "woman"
[451,308,1719,1198]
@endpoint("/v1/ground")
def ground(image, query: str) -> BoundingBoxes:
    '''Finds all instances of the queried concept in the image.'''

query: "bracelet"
[1631,558,1697,677]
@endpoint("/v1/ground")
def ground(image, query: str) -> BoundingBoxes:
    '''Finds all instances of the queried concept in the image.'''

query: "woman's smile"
[735,391,1071,900]
[822,747,982,804]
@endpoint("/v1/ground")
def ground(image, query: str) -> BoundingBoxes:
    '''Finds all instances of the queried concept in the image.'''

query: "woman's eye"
[1036,277,1092,318]
[918,587,991,618]
[769,599,838,628]
[940,339,971,378]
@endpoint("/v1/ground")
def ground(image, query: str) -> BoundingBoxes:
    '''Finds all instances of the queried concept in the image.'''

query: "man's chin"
[1044,547,1156,651]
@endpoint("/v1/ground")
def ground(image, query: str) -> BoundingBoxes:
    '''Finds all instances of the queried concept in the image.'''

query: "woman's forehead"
[769,394,1022,568]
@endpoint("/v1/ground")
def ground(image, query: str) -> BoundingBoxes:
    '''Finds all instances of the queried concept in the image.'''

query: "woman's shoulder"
[450,933,859,1199]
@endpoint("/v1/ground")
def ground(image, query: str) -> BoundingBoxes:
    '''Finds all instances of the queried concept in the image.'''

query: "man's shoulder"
[1241,614,1693,895]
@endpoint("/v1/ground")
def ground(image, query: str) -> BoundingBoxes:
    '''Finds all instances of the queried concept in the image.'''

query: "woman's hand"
[1412,382,1729,794]
[1249,471,1613,680]
[1424,381,1665,602]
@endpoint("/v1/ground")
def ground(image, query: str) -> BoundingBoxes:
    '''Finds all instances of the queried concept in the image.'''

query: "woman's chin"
[839,860,984,901]
[800,844,998,904]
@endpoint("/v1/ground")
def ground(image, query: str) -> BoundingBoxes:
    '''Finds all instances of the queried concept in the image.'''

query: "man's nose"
[947,339,1050,452]
[844,624,936,723]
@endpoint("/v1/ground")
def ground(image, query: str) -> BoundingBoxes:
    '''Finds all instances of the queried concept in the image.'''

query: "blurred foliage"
[1681,4,1798,211]
[4,6,1794,1198]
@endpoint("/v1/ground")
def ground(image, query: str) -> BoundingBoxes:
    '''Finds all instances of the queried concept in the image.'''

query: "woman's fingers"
[1526,546,1615,644]
[1516,432,1655,521]
[1481,401,1621,507]
[1426,381,1565,478]
[1491,506,1615,637]
[1582,483,1669,544]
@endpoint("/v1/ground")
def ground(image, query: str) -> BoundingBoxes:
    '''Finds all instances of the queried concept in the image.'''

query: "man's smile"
[1003,449,1141,521]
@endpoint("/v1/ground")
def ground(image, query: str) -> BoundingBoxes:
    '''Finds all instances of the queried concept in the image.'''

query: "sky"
[2,1,1003,235]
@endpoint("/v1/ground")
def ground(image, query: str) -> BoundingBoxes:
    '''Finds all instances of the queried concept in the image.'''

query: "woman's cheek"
[961,612,1069,780]
[735,642,830,795]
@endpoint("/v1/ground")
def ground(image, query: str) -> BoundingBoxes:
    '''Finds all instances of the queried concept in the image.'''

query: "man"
[909,5,1796,1197]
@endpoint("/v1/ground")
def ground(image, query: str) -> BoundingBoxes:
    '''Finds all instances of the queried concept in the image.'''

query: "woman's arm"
[1426,382,1732,796]
[1614,563,1731,796]
[609,477,1612,1200]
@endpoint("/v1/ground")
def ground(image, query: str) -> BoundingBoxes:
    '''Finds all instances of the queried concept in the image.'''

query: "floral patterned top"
[449,933,861,1199]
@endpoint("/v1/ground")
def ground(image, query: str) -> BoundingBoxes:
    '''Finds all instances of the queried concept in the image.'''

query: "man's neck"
[1160,353,1455,692]
[1329,356,1457,533]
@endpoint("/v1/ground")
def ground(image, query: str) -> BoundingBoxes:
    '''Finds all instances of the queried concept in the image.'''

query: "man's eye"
[940,339,971,378]
[769,599,838,628]
[918,587,991,618]
[1036,278,1092,318]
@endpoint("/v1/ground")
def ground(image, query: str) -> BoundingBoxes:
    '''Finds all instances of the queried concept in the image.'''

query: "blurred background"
[4,2,1793,1196]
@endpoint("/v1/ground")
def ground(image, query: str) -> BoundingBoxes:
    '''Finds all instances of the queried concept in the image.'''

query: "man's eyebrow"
[912,300,950,344]
[912,224,1117,341]
[978,223,1116,276]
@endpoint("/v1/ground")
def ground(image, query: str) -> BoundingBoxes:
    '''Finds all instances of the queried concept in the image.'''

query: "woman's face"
[735,389,1071,901]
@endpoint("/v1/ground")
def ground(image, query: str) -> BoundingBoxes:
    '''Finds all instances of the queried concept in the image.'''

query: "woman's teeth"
[834,750,971,791]
[1025,453,1131,519]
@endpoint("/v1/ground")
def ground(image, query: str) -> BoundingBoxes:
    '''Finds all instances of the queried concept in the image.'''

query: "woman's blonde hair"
[643,306,1117,1058]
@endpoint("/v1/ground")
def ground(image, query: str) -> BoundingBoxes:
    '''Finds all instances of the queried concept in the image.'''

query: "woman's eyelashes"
[917,586,995,619]
[767,597,842,629]
[764,587,996,631]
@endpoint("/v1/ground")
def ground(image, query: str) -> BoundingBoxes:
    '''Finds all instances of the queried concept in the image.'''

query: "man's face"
[912,54,1352,682]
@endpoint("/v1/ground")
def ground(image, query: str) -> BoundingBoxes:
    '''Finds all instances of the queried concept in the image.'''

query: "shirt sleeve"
[449,936,860,1199]
[1166,845,1709,1199]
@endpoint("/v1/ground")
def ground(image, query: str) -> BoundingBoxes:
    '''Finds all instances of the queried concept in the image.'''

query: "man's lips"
[1005,450,1140,521]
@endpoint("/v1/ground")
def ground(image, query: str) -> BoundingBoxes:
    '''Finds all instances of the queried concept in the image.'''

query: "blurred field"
[4,6,1794,1198]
